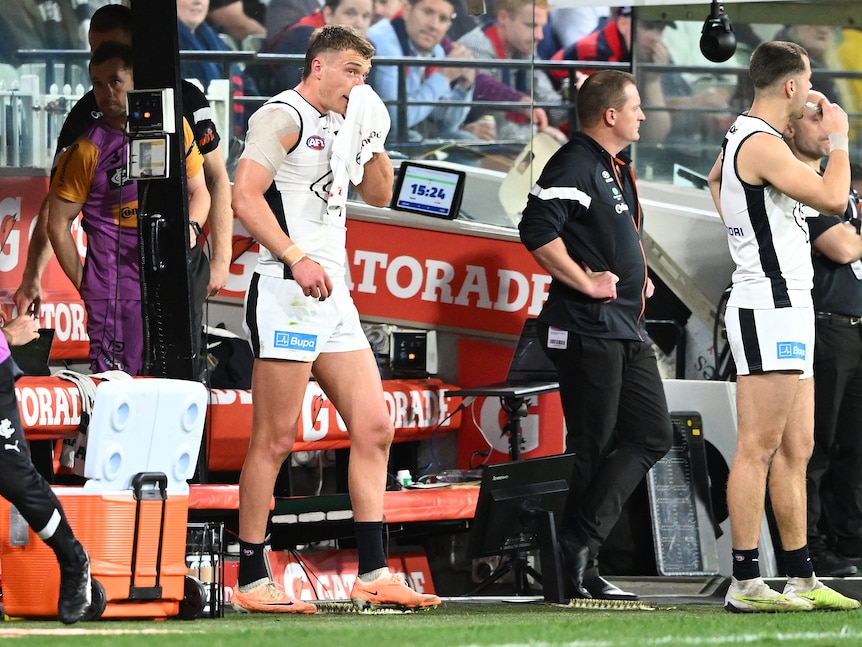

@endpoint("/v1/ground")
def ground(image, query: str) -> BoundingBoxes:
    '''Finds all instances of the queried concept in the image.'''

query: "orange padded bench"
[188,484,276,511]
[188,484,478,521]
[268,486,480,548]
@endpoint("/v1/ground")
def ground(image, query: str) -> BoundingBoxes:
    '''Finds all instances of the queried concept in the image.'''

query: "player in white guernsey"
[230,26,441,614]
[707,41,857,612]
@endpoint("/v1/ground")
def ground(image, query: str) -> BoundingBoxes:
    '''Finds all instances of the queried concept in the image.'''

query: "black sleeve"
[181,79,222,156]
[518,149,578,251]
[208,0,239,10]
[52,91,99,173]
[807,213,843,243]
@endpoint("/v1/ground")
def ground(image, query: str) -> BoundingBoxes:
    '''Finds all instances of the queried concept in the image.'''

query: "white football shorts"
[244,273,369,362]
[725,305,814,378]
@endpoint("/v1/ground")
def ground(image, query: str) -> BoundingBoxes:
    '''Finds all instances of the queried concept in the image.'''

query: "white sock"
[358,567,389,583]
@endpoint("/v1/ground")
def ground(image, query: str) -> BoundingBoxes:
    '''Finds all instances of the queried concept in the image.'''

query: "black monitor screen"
[10,328,54,376]
[391,162,466,219]
[469,454,576,558]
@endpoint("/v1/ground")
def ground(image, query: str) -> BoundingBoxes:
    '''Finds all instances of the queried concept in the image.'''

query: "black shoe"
[582,575,638,601]
[58,549,92,624]
[810,548,857,578]
[559,538,592,599]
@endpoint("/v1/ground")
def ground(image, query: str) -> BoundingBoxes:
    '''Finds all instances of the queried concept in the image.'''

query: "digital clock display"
[391,162,466,219]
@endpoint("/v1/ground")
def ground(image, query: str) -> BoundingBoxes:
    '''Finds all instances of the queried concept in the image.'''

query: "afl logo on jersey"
[306,135,326,150]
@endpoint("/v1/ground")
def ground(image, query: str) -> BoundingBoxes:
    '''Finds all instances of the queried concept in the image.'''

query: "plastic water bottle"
[396,469,413,486]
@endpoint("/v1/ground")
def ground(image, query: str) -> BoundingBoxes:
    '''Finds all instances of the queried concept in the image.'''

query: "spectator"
[367,0,478,141]
[177,0,259,136]
[537,5,609,60]
[257,0,373,94]
[457,0,567,142]
[774,24,841,103]
[547,8,671,145]
[549,5,632,91]
[206,0,266,47]
[835,28,862,142]
[633,19,732,147]
[0,0,88,67]
[265,0,322,39]
[371,0,398,24]
[47,42,210,376]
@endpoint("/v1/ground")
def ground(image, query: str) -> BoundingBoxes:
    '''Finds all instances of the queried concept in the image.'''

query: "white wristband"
[828,133,849,153]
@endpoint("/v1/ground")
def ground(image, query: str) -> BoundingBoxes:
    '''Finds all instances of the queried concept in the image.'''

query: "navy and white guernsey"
[720,114,813,310]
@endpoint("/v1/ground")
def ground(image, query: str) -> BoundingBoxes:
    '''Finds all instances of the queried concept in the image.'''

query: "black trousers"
[189,241,211,381]
[808,317,862,552]
[538,324,673,560]
[0,358,72,538]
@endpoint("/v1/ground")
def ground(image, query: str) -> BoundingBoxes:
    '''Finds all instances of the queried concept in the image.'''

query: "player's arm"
[740,133,848,215]
[46,195,85,292]
[707,153,723,220]
[353,152,393,207]
[231,109,300,259]
[742,99,850,215]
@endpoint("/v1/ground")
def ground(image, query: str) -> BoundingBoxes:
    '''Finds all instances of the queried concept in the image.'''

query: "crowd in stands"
[2,2,862,159]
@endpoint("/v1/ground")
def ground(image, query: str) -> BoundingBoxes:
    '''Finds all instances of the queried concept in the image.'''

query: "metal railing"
[7,48,862,183]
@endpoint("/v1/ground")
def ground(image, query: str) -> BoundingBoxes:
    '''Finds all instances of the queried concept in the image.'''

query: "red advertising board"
[0,175,88,360]
[2,175,549,356]
[223,215,551,338]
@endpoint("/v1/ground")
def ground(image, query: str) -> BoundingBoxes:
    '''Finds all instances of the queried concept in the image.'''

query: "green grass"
[2,601,861,646]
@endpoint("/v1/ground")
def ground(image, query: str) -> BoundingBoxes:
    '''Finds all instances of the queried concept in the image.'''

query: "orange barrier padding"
[188,484,274,511]
[17,376,462,453]
[382,487,479,522]
[206,378,463,472]
[15,376,91,440]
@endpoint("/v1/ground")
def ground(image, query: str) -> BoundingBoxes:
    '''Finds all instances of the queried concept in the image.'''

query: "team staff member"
[48,42,209,376]
[230,25,441,613]
[519,69,673,601]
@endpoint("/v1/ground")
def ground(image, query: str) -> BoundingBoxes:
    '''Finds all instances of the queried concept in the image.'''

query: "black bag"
[203,324,254,389]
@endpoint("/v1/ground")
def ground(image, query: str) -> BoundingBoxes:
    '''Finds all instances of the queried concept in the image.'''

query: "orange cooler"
[0,473,189,619]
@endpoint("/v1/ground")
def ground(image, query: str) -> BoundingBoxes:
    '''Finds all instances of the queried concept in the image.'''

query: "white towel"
[328,85,391,221]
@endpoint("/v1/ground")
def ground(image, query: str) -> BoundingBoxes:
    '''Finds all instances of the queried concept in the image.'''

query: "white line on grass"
[459,628,862,647]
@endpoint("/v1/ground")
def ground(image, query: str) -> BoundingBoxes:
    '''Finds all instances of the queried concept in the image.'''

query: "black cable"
[415,400,469,480]
[138,179,153,374]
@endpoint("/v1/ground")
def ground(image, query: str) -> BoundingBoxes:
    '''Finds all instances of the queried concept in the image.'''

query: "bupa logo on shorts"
[306,135,326,151]
[274,330,318,352]
[776,341,807,360]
